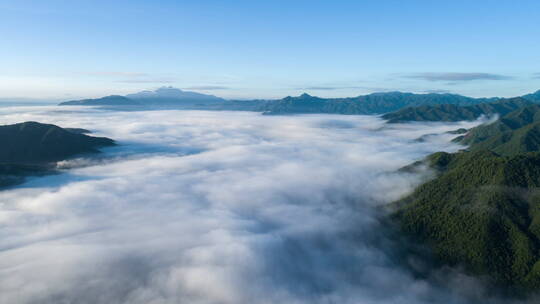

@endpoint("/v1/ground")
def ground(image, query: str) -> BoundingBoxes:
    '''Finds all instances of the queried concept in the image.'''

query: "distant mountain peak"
[299,93,312,98]
[154,86,187,96]
[125,87,223,101]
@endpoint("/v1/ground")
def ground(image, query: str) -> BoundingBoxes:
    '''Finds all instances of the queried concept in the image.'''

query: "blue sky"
[0,0,539,100]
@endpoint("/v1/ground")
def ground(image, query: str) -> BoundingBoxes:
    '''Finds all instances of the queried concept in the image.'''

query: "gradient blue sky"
[1,0,539,100]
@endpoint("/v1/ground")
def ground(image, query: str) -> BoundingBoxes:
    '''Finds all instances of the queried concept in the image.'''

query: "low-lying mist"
[0,107,526,303]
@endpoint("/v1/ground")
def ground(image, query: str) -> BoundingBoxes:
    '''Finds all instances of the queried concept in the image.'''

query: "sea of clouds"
[0,106,530,303]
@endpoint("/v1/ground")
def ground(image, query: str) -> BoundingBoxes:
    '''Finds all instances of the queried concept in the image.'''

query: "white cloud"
[0,107,526,303]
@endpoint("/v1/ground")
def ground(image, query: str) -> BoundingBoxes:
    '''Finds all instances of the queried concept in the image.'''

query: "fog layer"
[0,107,506,303]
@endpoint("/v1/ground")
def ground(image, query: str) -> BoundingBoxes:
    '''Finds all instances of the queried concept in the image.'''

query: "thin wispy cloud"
[82,71,149,77]
[116,78,175,84]
[296,85,390,92]
[533,73,540,79]
[422,89,453,94]
[184,85,230,90]
[406,72,512,82]
[80,71,176,84]
[299,86,364,91]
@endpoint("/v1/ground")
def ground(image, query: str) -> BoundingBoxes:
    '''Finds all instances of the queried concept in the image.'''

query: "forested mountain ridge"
[260,92,493,115]
[392,104,540,292]
[394,150,540,291]
[383,98,531,123]
[456,104,540,156]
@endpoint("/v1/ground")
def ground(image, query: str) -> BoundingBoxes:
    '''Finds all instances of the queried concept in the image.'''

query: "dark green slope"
[0,121,115,163]
[382,98,531,123]
[458,105,540,156]
[0,122,115,188]
[392,104,540,291]
[394,151,540,290]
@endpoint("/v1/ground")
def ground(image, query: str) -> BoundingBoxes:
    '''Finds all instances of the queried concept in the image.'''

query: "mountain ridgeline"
[383,98,532,123]
[60,87,224,107]
[382,90,540,123]
[259,92,496,115]
[0,122,115,188]
[457,104,540,156]
[59,95,141,106]
[60,87,540,115]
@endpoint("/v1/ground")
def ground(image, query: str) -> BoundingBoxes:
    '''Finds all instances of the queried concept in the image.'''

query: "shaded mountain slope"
[0,122,114,188]
[0,121,114,163]
[457,105,540,156]
[382,98,531,123]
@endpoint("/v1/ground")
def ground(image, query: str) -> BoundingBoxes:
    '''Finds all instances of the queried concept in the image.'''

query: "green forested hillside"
[458,105,540,155]
[261,92,491,115]
[383,98,531,123]
[393,104,540,292]
[394,151,540,290]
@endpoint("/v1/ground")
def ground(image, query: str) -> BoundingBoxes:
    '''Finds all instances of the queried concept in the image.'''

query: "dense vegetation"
[394,151,540,291]
[457,105,540,156]
[382,98,531,123]
[0,122,114,187]
[393,103,540,292]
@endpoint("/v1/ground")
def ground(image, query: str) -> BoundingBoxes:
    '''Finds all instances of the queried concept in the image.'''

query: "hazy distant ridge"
[61,87,540,115]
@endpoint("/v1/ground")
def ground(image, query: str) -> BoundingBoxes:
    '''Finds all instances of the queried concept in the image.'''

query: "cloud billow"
[0,107,526,303]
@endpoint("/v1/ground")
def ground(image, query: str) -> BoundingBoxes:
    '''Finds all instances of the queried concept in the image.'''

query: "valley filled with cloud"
[0,107,518,303]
